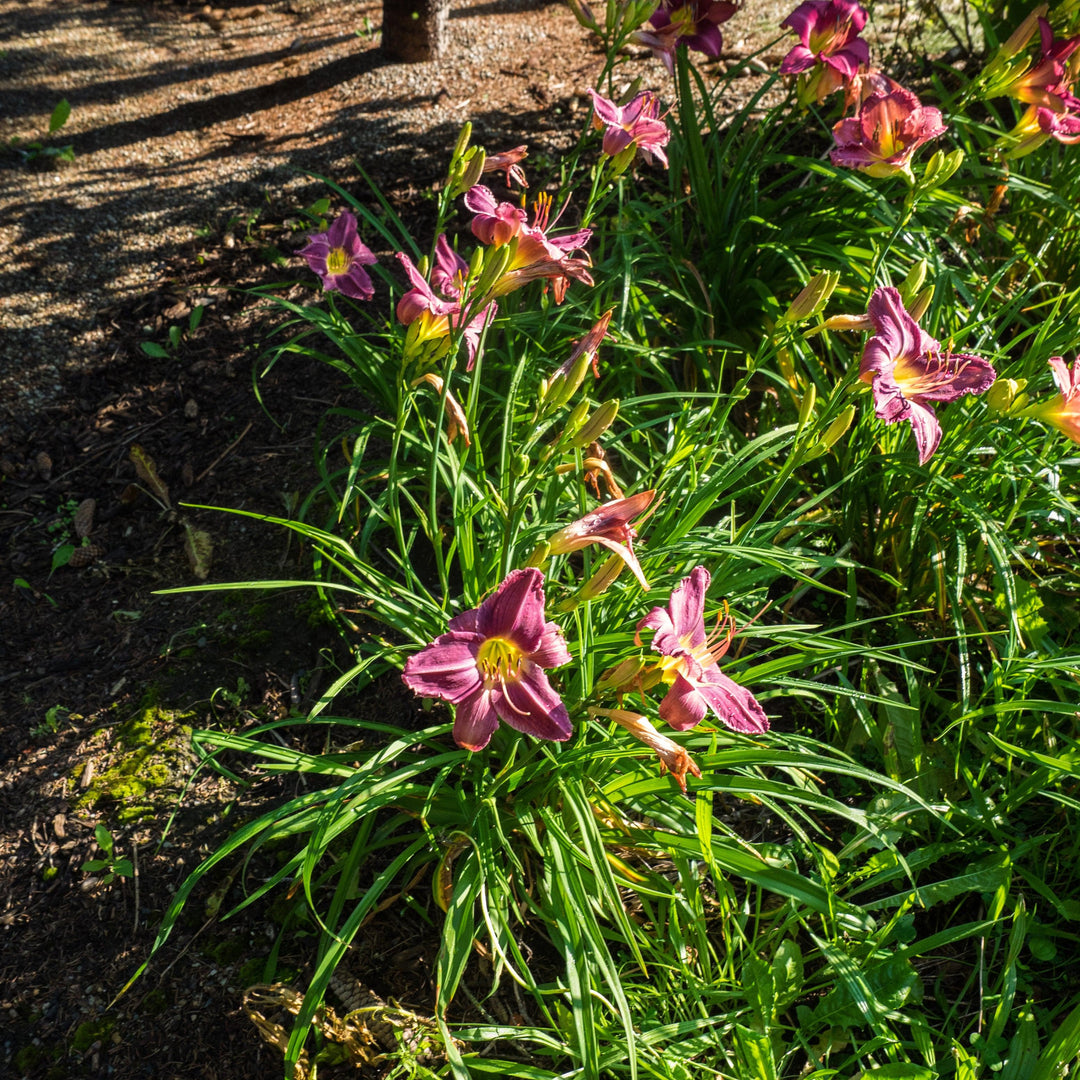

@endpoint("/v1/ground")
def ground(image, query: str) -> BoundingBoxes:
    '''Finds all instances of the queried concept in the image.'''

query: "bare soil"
[0,2,786,1076]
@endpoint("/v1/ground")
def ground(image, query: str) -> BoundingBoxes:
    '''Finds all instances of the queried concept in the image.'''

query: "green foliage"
[129,4,1080,1077]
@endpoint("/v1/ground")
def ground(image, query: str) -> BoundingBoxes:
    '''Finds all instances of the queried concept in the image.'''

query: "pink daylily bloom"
[396,241,496,370]
[588,89,671,166]
[830,87,948,178]
[297,211,377,301]
[859,287,996,464]
[1023,356,1080,442]
[402,568,572,751]
[780,0,869,103]
[636,566,769,734]
[1001,18,1080,110]
[547,489,656,591]
[482,144,529,189]
[467,188,594,304]
[633,0,737,73]
[464,185,529,246]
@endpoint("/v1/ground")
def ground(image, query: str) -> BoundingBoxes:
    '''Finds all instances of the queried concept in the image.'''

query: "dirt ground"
[0,1,792,1076]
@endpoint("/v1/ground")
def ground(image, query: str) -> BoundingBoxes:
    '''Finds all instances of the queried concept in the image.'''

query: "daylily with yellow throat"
[859,286,996,464]
[635,566,769,733]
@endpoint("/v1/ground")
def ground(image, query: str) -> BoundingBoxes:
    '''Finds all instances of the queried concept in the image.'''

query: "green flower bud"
[569,399,619,449]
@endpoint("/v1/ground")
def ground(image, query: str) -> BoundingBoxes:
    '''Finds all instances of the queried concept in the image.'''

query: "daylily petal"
[698,670,770,733]
[659,672,710,730]
[495,664,573,741]
[475,567,547,650]
[531,621,573,669]
[453,689,502,751]
[401,632,484,703]
[904,397,943,464]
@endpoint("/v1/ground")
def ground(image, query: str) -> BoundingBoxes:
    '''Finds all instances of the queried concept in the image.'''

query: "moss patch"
[74,693,194,821]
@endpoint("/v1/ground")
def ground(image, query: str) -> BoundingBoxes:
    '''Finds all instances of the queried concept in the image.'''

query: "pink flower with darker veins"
[780,0,869,104]
[466,187,594,304]
[588,89,671,166]
[636,566,769,733]
[396,235,495,370]
[633,0,737,74]
[830,87,947,178]
[402,568,572,751]
[297,211,377,301]
[1022,356,1080,443]
[859,287,996,464]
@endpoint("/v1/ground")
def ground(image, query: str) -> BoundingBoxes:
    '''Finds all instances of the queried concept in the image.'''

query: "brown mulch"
[0,2,789,1076]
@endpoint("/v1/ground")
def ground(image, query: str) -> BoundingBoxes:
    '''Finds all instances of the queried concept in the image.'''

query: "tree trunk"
[381,0,451,63]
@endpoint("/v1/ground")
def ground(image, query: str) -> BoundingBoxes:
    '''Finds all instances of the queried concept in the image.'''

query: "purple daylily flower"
[780,0,869,104]
[463,185,528,246]
[588,89,671,166]
[635,0,738,73]
[830,86,948,178]
[636,566,769,734]
[859,286,996,464]
[396,237,496,370]
[297,211,377,301]
[780,0,869,76]
[402,568,573,751]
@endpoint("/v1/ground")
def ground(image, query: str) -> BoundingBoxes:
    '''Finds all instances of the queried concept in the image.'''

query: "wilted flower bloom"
[411,372,471,446]
[546,489,656,590]
[1021,356,1080,442]
[830,87,948,178]
[297,211,377,301]
[483,144,529,189]
[588,89,671,166]
[780,0,869,104]
[402,568,572,751]
[859,286,996,464]
[633,0,737,73]
[636,566,769,733]
[541,309,613,410]
[591,708,702,793]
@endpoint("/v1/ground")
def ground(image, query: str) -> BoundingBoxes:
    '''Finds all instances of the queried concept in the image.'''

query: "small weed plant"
[135,1,1080,1076]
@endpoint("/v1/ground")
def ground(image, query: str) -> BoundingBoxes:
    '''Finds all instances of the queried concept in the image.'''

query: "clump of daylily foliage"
[143,1,1080,1077]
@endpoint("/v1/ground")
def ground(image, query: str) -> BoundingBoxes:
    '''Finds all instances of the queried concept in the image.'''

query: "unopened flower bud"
[985,376,1027,414]
[999,4,1047,60]
[451,122,473,166]
[448,147,487,198]
[596,656,650,695]
[541,351,592,410]
[898,260,928,306]
[820,311,874,333]
[569,399,619,449]
[511,451,530,477]
[779,270,840,325]
[821,403,856,449]
[473,240,514,299]
[561,399,591,443]
[797,382,818,428]
[908,284,934,322]
[525,541,550,568]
